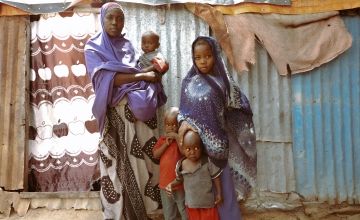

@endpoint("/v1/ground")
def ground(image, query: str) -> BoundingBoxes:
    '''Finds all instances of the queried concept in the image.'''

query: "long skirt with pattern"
[99,98,161,220]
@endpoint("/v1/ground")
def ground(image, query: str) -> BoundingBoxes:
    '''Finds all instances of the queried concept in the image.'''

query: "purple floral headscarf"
[84,2,166,134]
[179,36,256,196]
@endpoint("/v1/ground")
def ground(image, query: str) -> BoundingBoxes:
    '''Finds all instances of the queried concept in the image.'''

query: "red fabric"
[186,206,220,220]
[153,136,183,190]
[152,57,169,73]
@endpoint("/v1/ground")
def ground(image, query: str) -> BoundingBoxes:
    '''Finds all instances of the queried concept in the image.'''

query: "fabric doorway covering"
[28,12,100,191]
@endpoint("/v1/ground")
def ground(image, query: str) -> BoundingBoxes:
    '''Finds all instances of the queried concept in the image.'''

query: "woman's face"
[193,42,215,75]
[103,8,124,38]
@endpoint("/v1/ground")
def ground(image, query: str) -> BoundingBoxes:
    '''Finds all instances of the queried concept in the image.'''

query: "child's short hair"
[165,106,179,119]
[183,130,203,149]
[142,30,160,43]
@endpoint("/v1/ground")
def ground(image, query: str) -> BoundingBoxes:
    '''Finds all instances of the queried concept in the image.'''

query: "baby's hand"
[214,194,223,206]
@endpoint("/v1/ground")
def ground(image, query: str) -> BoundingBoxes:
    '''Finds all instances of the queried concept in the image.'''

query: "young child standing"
[166,130,223,220]
[152,107,187,220]
[138,30,168,74]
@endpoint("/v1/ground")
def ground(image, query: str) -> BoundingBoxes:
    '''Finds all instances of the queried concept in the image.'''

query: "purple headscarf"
[84,2,166,134]
[179,36,256,196]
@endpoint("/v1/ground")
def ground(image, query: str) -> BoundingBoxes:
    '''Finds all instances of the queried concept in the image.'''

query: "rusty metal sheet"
[0,0,290,14]
[0,15,29,190]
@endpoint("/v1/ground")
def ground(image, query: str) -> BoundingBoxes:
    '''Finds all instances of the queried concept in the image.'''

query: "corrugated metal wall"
[1,3,358,206]
[0,16,29,190]
[292,16,360,204]
[229,43,295,193]
[0,0,291,15]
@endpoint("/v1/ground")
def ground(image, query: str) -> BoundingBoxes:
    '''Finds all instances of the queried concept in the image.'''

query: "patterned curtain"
[28,12,100,191]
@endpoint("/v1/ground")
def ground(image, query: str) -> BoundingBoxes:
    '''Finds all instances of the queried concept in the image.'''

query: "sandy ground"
[5,207,360,220]
[6,209,102,220]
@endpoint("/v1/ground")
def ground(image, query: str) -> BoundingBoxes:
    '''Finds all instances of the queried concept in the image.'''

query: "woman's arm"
[139,65,156,73]
[113,71,162,86]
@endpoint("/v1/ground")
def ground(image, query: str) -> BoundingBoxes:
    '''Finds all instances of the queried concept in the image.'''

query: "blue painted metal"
[292,16,360,204]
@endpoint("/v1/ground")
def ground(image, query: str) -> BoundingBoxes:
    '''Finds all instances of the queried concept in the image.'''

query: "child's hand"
[214,194,223,206]
[165,183,174,196]
[165,136,173,145]
[165,132,177,144]
[165,137,172,146]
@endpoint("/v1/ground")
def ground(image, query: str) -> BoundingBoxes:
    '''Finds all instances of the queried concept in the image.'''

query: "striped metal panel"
[257,142,295,192]
[0,16,29,190]
[292,16,360,204]
[228,43,295,193]
[230,44,292,143]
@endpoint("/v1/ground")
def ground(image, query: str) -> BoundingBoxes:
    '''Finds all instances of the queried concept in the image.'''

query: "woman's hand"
[141,71,162,83]
[178,121,197,151]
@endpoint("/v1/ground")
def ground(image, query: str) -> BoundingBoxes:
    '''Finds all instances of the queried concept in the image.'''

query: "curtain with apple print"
[28,12,100,191]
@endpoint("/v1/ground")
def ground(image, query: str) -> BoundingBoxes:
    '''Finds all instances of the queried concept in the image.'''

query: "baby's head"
[164,107,179,134]
[182,130,203,162]
[141,31,160,54]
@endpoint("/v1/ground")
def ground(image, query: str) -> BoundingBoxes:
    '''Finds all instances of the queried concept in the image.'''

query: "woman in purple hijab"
[84,2,166,219]
[178,36,257,220]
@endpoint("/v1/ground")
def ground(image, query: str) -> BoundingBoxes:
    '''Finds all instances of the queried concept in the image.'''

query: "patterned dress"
[99,98,160,220]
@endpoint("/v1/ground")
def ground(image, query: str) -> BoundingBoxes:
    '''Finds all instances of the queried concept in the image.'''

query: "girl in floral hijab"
[178,36,257,219]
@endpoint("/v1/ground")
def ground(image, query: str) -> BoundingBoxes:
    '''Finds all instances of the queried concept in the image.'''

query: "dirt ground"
[3,192,360,220]
[5,205,360,220]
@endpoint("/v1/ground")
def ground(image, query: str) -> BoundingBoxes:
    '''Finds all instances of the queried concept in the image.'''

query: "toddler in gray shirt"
[166,130,223,220]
